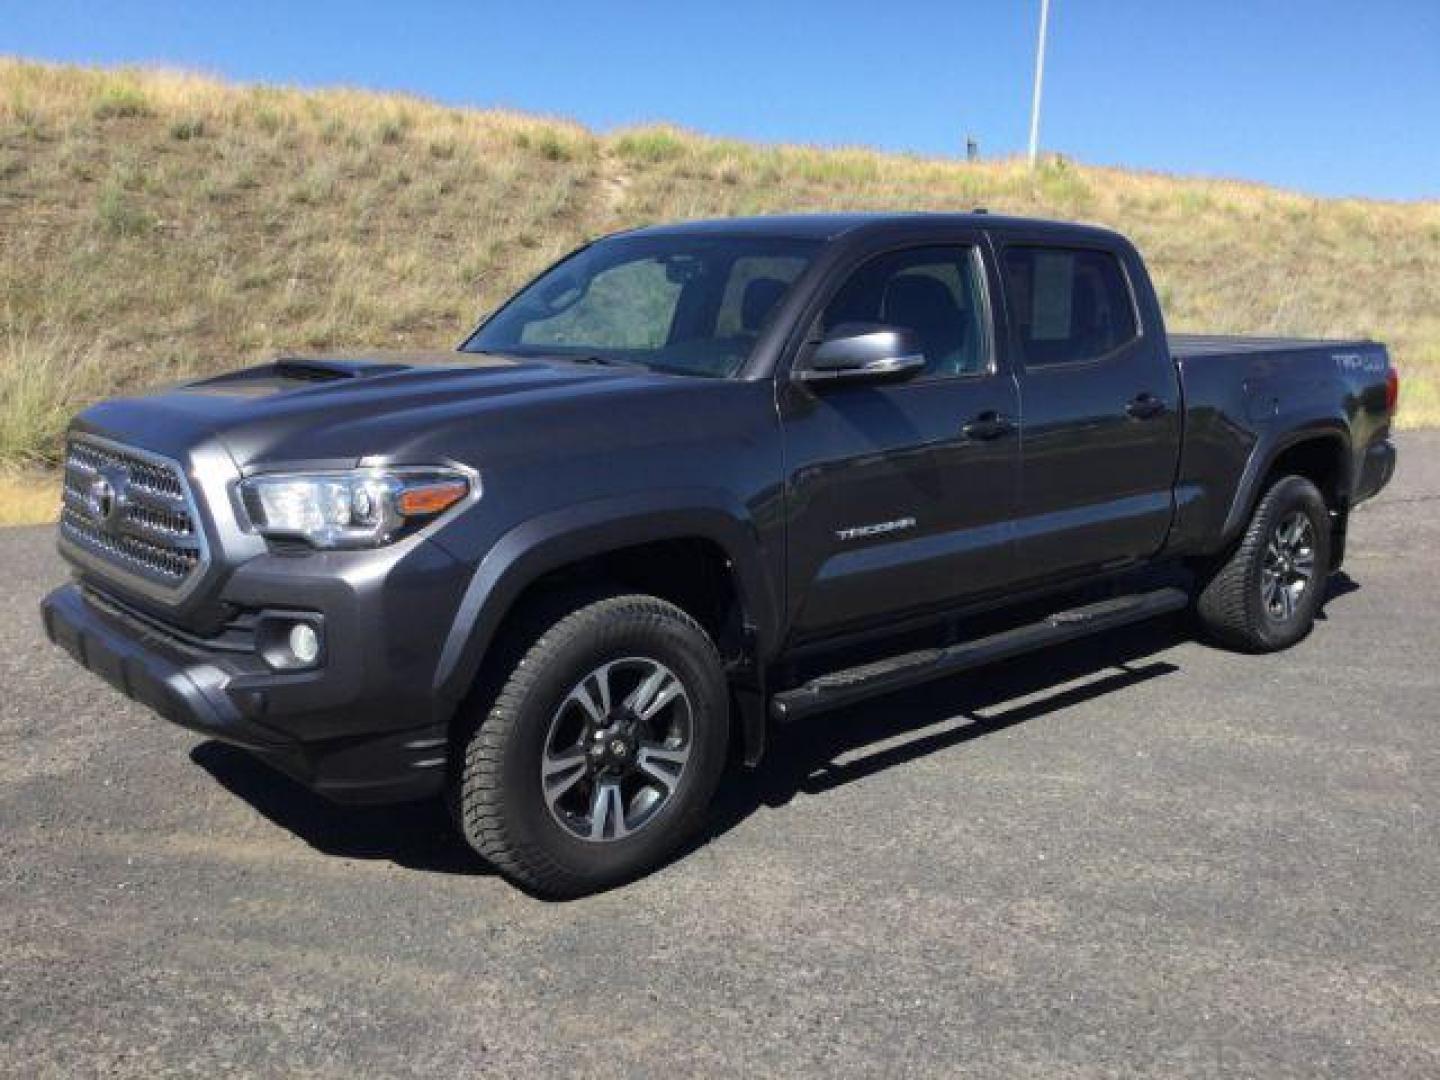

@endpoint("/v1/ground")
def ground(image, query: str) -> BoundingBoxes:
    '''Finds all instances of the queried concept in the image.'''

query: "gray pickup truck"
[41,213,1398,895]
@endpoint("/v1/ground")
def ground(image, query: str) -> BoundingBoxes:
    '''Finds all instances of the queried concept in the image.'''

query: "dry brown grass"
[0,469,58,525]
[2,58,1436,469]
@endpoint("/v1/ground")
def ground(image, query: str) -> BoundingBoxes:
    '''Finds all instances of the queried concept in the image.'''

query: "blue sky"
[4,0,1437,199]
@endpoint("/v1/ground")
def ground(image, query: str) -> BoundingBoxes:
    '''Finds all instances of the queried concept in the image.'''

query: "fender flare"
[432,488,779,708]
[1219,418,1352,545]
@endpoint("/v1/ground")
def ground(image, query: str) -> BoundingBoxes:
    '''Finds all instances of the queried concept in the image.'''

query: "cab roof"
[623,211,1123,245]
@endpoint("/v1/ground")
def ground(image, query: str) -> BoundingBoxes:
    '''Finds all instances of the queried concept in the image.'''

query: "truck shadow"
[191,744,491,876]
[694,616,1187,850]
[191,576,1361,888]
[190,616,1190,882]
[695,572,1361,859]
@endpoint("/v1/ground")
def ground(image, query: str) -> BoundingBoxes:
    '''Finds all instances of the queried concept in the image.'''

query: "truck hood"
[71,350,679,469]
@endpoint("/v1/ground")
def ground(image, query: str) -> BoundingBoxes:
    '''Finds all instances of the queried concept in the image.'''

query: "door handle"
[962,411,1015,441]
[1125,393,1167,420]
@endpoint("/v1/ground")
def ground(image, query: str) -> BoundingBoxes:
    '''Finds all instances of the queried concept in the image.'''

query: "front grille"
[60,436,208,596]
[66,438,185,500]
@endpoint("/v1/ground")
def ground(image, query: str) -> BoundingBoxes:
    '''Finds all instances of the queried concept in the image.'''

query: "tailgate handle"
[962,411,1015,441]
[1125,393,1167,420]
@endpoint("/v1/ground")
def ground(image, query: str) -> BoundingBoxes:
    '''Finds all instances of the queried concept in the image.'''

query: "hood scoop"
[181,351,483,398]
[272,356,411,381]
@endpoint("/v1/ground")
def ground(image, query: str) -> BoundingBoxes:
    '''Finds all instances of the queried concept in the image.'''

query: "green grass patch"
[92,83,151,120]
[613,128,687,164]
[169,116,205,141]
[95,183,153,237]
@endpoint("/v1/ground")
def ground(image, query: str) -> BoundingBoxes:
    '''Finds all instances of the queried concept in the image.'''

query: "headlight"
[239,466,476,549]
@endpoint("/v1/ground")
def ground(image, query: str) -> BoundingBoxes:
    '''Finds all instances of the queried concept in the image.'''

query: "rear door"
[997,238,1182,582]
[780,238,1022,642]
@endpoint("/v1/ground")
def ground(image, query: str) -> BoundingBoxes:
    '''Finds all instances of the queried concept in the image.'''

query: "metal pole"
[1027,0,1051,169]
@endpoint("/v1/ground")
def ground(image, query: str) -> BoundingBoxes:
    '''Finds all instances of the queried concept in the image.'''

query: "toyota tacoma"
[41,213,1399,896]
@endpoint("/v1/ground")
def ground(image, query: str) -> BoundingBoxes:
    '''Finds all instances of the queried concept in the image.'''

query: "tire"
[455,593,729,898]
[1195,474,1332,652]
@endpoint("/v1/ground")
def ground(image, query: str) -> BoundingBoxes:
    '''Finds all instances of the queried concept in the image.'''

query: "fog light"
[288,622,320,665]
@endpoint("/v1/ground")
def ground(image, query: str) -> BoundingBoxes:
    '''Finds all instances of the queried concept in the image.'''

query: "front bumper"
[40,581,450,804]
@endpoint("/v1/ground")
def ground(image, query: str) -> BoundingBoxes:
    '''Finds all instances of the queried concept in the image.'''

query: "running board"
[770,586,1189,722]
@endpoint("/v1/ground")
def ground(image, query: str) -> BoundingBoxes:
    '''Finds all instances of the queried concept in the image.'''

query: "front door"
[781,243,1021,643]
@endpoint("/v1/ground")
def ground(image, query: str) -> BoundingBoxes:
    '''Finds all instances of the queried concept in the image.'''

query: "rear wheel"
[1195,475,1331,652]
[455,593,729,897]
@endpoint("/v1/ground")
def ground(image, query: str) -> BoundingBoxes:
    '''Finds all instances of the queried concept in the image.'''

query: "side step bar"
[770,586,1189,722]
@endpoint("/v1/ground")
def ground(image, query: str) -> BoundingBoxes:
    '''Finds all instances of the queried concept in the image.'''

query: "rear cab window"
[1001,246,1139,367]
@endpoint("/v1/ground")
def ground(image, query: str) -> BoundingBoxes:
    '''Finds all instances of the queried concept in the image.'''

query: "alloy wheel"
[540,657,693,842]
[1261,510,1317,622]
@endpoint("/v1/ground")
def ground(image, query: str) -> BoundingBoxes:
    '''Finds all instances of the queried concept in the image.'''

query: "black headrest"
[1072,274,1101,332]
[882,275,959,330]
[741,278,788,332]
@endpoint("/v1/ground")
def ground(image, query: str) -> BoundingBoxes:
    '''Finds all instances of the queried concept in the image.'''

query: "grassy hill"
[3,59,1437,482]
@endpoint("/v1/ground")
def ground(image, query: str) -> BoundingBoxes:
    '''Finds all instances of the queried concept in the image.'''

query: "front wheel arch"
[433,495,779,704]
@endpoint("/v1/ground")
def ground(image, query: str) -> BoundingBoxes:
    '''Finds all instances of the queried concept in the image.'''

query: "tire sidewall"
[490,601,728,888]
[1243,477,1331,649]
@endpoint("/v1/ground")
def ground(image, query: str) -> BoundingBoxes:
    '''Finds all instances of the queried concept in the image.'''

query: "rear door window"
[1001,246,1138,366]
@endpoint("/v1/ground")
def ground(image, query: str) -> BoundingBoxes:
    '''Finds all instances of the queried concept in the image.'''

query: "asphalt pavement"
[2,434,1438,1077]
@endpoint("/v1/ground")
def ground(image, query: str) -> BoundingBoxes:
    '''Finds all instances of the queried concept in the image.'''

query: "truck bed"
[1169,333,1376,359]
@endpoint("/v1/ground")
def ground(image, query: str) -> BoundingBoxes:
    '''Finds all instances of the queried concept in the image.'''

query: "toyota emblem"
[85,469,126,529]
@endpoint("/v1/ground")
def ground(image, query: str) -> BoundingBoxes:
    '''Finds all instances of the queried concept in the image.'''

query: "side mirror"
[794,323,926,385]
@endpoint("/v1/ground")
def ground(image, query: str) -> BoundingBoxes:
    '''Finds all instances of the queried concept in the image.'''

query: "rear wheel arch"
[1196,473,1331,652]
[1222,427,1351,547]
[1262,433,1350,510]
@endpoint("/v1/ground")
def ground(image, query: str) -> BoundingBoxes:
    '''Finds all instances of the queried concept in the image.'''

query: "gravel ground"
[2,434,1437,1078]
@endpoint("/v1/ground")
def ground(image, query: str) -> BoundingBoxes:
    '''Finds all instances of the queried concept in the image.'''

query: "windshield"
[463,234,821,378]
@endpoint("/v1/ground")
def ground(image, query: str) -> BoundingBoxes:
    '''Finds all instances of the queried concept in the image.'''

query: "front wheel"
[454,594,729,897]
[1194,474,1332,652]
